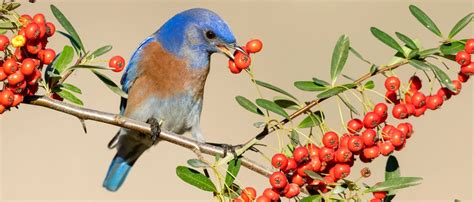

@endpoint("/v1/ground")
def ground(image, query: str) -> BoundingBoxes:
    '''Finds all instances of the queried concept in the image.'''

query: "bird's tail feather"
[103,155,132,192]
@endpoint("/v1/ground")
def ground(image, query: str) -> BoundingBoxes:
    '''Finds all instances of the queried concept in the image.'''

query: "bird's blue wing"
[120,35,157,114]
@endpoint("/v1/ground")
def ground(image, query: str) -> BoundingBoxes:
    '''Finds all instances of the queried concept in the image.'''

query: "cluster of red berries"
[232,38,474,202]
[0,13,57,114]
[228,39,263,74]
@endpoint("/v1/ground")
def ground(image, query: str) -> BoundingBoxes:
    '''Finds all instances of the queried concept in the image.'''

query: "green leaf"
[0,21,17,29]
[337,95,360,115]
[312,77,330,86]
[289,130,300,146]
[426,63,456,91]
[332,185,347,194]
[5,2,21,11]
[0,29,7,34]
[418,48,440,58]
[273,97,299,110]
[254,80,297,100]
[448,13,474,39]
[51,5,85,53]
[317,83,356,99]
[235,96,264,116]
[330,35,350,81]
[58,31,81,54]
[305,170,324,181]
[409,5,443,37]
[440,41,465,55]
[300,195,323,202]
[395,32,418,50]
[92,70,128,98]
[370,64,378,74]
[52,45,74,74]
[294,81,328,91]
[256,99,289,119]
[349,46,371,64]
[56,89,84,106]
[64,64,110,72]
[187,159,209,168]
[370,27,405,55]
[176,166,217,192]
[385,155,401,180]
[364,80,375,90]
[365,177,423,192]
[87,45,113,60]
[61,83,82,94]
[298,111,324,128]
[408,60,431,71]
[224,158,241,187]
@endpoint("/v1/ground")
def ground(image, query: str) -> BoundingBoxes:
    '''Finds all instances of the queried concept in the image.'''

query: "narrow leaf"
[317,83,356,99]
[58,31,81,54]
[440,41,465,55]
[53,45,74,73]
[337,95,360,115]
[418,48,440,58]
[255,80,297,100]
[256,99,289,119]
[385,155,401,180]
[51,5,85,52]
[273,97,299,110]
[370,64,378,74]
[370,27,405,55]
[294,81,328,91]
[92,70,128,98]
[426,63,456,91]
[305,170,324,181]
[61,83,82,94]
[349,46,371,64]
[298,111,324,128]
[88,45,113,60]
[364,80,375,90]
[65,64,110,72]
[235,96,264,116]
[5,3,21,11]
[56,89,84,106]
[395,32,418,50]
[0,21,17,29]
[365,177,423,192]
[300,195,323,202]
[330,35,350,81]
[448,13,474,39]
[312,77,330,86]
[409,5,443,37]
[408,60,431,71]
[176,166,217,192]
[224,158,242,187]
[289,130,300,146]
[187,159,209,168]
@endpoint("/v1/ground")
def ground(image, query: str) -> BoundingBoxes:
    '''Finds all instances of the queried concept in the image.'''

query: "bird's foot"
[146,117,161,145]
[208,143,244,158]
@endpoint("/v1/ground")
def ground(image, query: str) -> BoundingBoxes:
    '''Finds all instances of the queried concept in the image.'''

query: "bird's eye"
[205,30,216,39]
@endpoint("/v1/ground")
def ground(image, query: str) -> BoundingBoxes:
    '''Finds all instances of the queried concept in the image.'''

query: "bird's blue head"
[155,8,242,68]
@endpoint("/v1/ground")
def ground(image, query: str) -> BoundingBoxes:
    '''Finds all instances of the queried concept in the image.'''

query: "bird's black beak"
[217,43,246,60]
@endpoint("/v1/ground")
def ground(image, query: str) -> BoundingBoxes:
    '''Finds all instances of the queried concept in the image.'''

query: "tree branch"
[23,96,273,177]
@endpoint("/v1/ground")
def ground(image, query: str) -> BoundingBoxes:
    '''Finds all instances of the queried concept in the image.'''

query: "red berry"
[385,90,398,104]
[414,105,427,117]
[11,94,23,107]
[3,58,18,75]
[307,143,319,156]
[363,112,381,129]
[25,23,40,40]
[272,153,288,171]
[269,171,288,189]
[392,104,408,119]
[0,89,14,107]
[293,146,309,163]
[0,104,5,114]
[347,136,364,152]
[228,60,241,74]
[308,155,322,171]
[339,133,351,148]
[291,173,305,186]
[318,147,335,162]
[426,95,444,110]
[379,141,395,156]
[373,103,388,122]
[283,183,300,198]
[0,67,6,81]
[241,187,257,201]
[409,75,422,90]
[296,162,312,177]
[458,71,470,83]
[109,55,126,72]
[333,164,351,179]
[33,13,46,24]
[347,119,363,133]
[0,35,9,51]
[322,131,339,148]
[284,158,297,173]
[397,123,413,138]
[405,103,415,116]
[26,69,42,85]
[411,91,426,108]
[262,188,280,201]
[465,39,474,54]
[361,129,377,146]
[234,52,251,69]
[455,51,471,66]
[20,58,37,76]
[461,63,474,76]
[451,80,462,95]
[38,49,56,65]
[437,87,452,100]
[363,146,380,159]
[7,71,24,86]
[384,76,400,91]
[37,23,46,39]
[373,191,387,199]
[370,198,382,202]
[334,147,352,163]
[45,22,56,37]
[256,195,271,202]
[245,39,263,53]
[390,129,406,147]
[26,40,43,55]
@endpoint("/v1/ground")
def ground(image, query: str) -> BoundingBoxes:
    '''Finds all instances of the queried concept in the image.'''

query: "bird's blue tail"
[103,155,132,192]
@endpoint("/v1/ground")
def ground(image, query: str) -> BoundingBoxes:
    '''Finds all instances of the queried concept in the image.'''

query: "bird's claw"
[146,117,161,145]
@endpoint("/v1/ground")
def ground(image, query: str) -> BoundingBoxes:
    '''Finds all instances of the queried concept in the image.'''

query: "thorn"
[79,118,87,134]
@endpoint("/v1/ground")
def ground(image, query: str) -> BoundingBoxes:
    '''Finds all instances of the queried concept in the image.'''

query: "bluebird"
[103,8,243,192]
